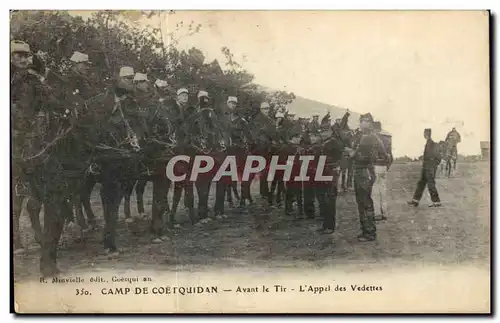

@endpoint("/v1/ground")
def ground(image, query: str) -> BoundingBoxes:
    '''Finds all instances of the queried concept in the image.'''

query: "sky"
[71,10,490,158]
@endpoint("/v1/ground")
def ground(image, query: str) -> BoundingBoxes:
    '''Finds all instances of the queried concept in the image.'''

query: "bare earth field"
[13,161,490,281]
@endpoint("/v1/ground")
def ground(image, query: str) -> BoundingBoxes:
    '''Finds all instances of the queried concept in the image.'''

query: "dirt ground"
[13,161,490,281]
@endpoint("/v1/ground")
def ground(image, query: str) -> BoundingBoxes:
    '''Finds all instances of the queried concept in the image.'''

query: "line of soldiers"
[12,38,397,255]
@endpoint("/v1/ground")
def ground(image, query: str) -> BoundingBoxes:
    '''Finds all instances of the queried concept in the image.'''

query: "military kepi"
[119,66,135,77]
[70,51,89,63]
[133,73,149,82]
[11,40,30,53]
[177,88,189,95]
[11,40,31,54]
[155,79,168,88]
[198,90,209,98]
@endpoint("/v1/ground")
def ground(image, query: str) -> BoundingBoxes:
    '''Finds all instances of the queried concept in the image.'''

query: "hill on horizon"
[258,85,361,130]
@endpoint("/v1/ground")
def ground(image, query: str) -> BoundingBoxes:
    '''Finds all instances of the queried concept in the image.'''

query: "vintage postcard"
[10,10,491,313]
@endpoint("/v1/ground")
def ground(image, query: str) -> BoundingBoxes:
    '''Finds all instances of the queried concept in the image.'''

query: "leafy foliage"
[10,10,295,113]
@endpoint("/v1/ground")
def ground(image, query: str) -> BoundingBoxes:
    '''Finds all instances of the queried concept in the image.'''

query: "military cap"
[227,96,238,103]
[119,66,135,77]
[154,79,168,88]
[70,51,89,63]
[133,73,149,82]
[198,90,209,98]
[11,40,30,53]
[424,128,432,134]
[359,113,374,122]
[177,88,189,96]
[275,111,285,119]
[313,114,319,117]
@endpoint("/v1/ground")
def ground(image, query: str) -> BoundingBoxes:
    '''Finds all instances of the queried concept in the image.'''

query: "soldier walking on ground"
[344,113,381,242]
[407,128,442,207]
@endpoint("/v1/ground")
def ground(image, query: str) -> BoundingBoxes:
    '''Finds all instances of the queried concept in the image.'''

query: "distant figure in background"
[444,127,461,175]
[407,128,442,207]
[372,121,393,221]
[308,115,320,134]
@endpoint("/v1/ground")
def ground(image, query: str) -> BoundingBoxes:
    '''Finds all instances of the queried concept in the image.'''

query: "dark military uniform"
[351,115,381,241]
[148,95,176,237]
[308,117,320,134]
[11,65,46,249]
[167,99,200,223]
[299,130,316,218]
[250,111,278,199]
[214,113,253,213]
[315,135,344,232]
[63,69,104,229]
[410,130,441,205]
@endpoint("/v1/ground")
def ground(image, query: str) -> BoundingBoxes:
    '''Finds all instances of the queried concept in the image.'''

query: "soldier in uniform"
[372,121,393,221]
[194,90,218,221]
[222,96,241,207]
[97,65,148,255]
[11,40,44,253]
[407,128,442,208]
[344,113,381,242]
[251,102,277,199]
[148,78,175,241]
[226,98,254,209]
[123,72,155,221]
[64,50,101,232]
[269,111,287,206]
[213,96,237,217]
[308,115,320,134]
[168,87,198,225]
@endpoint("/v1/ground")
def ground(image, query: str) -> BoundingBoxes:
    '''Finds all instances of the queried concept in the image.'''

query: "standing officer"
[251,102,277,199]
[372,121,393,221]
[195,90,217,221]
[344,113,381,242]
[407,128,442,207]
[11,40,44,253]
[65,50,101,232]
[148,78,175,242]
[223,96,241,207]
[168,87,198,225]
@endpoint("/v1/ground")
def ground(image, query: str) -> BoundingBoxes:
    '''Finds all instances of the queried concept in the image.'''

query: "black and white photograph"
[10,10,491,313]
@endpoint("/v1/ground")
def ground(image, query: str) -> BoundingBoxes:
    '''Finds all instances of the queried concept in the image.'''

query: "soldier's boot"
[40,202,65,277]
[124,195,132,222]
[407,199,419,207]
[170,185,182,226]
[357,235,376,242]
